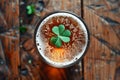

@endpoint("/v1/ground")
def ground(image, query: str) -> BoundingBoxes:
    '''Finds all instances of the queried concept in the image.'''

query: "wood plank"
[0,40,9,79]
[83,0,120,80]
[84,35,119,80]
[20,0,83,80]
[84,57,118,80]
[0,0,20,79]
[0,0,19,29]
[0,34,20,79]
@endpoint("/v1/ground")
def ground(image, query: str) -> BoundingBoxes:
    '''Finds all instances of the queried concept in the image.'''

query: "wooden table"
[0,0,120,80]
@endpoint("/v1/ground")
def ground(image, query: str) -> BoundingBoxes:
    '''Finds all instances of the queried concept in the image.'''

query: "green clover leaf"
[19,25,27,33]
[26,4,35,15]
[50,24,71,48]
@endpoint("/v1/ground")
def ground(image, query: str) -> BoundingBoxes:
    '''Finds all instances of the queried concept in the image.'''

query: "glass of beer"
[35,11,89,68]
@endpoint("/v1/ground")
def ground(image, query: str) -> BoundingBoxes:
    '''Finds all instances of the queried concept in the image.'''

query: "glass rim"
[34,11,90,68]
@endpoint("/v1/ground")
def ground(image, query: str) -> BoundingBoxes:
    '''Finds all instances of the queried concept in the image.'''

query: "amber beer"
[35,11,89,68]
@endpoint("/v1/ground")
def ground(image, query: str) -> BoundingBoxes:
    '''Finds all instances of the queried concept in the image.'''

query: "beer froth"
[35,12,88,67]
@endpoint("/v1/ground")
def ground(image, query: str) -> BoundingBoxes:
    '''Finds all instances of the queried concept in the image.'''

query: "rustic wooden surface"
[83,0,120,80]
[20,0,83,80]
[0,0,120,80]
[0,0,20,80]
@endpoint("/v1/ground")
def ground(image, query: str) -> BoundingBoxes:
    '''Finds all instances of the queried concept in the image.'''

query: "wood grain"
[83,0,120,80]
[20,0,83,80]
[0,34,20,80]
[0,0,120,80]
[0,0,20,79]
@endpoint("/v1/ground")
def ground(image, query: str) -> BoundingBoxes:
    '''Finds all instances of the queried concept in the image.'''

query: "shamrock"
[26,4,35,15]
[50,24,71,48]
[19,25,27,33]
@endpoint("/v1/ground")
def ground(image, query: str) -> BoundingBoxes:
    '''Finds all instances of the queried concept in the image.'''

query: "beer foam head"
[35,12,89,68]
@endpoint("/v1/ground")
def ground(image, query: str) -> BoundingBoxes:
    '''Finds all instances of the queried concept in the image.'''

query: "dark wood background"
[0,0,120,80]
